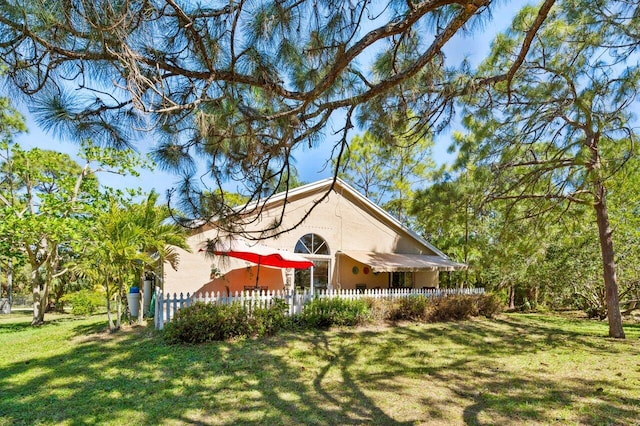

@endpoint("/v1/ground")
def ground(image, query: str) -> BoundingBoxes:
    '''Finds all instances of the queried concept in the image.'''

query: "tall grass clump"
[429,295,479,321]
[300,297,371,328]
[367,293,502,323]
[391,295,431,321]
[476,293,503,318]
[365,297,394,322]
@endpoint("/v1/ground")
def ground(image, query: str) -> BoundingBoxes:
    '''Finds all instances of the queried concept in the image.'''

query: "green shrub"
[300,297,371,328]
[164,302,251,344]
[428,295,478,322]
[61,290,104,316]
[476,293,504,318]
[164,294,501,344]
[252,298,294,337]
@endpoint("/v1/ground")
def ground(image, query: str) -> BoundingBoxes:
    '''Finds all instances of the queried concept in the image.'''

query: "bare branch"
[505,0,556,100]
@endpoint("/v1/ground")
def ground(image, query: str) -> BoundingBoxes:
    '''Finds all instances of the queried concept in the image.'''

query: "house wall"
[195,266,286,295]
[163,183,441,295]
[335,254,388,289]
[415,271,439,288]
[244,187,433,255]
[163,233,289,295]
[333,255,439,290]
[163,234,211,295]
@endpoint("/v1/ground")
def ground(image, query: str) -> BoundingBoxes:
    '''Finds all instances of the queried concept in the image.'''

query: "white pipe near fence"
[154,286,485,330]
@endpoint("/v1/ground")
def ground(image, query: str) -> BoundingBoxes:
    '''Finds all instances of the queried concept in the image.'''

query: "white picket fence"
[154,286,485,330]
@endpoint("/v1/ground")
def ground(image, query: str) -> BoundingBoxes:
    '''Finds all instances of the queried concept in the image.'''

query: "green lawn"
[1,311,639,425]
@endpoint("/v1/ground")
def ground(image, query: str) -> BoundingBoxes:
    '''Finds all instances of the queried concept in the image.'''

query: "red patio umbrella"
[201,237,314,287]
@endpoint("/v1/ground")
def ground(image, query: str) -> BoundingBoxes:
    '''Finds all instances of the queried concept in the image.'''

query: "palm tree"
[78,199,148,330]
[131,191,190,274]
[75,193,190,331]
[128,191,191,322]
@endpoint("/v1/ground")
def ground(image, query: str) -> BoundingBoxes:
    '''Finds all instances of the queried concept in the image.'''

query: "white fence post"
[154,287,164,330]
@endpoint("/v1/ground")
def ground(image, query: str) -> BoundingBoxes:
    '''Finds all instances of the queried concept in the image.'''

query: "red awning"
[203,237,314,269]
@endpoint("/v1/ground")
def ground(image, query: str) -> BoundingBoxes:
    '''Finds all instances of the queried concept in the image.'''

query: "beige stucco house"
[163,178,465,296]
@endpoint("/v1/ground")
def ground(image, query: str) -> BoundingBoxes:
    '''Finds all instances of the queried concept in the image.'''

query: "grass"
[0,311,639,425]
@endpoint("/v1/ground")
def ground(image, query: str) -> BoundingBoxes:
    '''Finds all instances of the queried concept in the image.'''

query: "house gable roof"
[192,177,450,259]
[256,178,450,259]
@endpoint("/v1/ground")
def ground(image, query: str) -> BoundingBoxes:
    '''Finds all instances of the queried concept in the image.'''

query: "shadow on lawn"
[0,314,638,425]
[0,320,34,334]
[0,313,81,334]
[352,316,640,425]
[0,323,414,425]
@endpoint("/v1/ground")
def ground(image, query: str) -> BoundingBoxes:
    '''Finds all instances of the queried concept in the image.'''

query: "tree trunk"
[7,260,13,313]
[594,183,625,338]
[464,196,469,288]
[508,285,516,310]
[138,270,145,325]
[31,276,48,325]
[106,285,116,331]
[116,293,122,330]
[107,297,115,331]
[32,283,42,325]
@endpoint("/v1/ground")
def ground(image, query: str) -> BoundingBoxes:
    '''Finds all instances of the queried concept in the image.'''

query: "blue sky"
[14,1,528,198]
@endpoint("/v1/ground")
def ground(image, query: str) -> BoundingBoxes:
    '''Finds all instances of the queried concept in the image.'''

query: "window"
[294,233,329,255]
[294,234,330,291]
[295,259,330,290]
[390,272,413,288]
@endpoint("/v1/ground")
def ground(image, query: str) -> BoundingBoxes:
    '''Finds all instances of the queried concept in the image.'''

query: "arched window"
[294,233,329,255]
[294,234,330,291]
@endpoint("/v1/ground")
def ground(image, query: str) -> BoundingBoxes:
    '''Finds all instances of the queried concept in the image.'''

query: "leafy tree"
[0,91,27,307]
[77,198,149,330]
[338,126,435,226]
[75,192,190,330]
[130,191,191,320]
[412,163,553,301]
[415,157,640,316]
[454,4,639,337]
[0,97,25,141]
[0,140,146,324]
[412,165,485,280]
[337,133,388,203]
[0,0,556,234]
[0,146,94,324]
[132,191,191,270]
[602,156,640,311]
[529,217,604,315]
